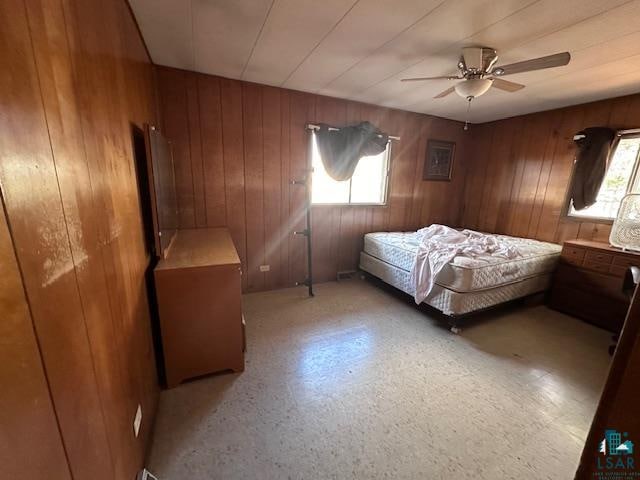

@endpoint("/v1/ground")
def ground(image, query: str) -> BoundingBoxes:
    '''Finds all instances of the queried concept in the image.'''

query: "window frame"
[310,133,393,207]
[564,132,640,223]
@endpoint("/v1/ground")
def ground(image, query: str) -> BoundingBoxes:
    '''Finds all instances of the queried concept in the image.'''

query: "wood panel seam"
[0,186,74,479]
[22,1,117,474]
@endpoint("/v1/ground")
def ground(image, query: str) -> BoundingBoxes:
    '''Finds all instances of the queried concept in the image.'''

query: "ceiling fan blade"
[492,52,570,76]
[434,86,455,99]
[401,75,461,82]
[491,78,525,92]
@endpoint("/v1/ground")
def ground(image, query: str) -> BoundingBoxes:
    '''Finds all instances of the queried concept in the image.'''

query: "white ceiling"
[130,0,640,123]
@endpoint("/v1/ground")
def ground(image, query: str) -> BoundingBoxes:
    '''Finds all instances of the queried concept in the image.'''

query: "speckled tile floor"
[147,278,612,479]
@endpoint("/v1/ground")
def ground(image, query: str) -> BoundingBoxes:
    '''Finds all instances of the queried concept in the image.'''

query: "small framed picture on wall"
[424,140,455,181]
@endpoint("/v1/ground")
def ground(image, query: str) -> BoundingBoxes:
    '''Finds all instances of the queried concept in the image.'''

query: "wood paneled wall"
[0,0,158,479]
[156,66,469,292]
[0,201,71,479]
[462,93,640,244]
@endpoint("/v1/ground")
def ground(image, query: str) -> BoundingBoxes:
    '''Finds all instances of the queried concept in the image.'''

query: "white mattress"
[360,252,552,316]
[363,231,561,293]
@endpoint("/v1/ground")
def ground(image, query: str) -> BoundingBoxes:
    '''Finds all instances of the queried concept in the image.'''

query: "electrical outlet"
[133,404,142,438]
[259,265,270,272]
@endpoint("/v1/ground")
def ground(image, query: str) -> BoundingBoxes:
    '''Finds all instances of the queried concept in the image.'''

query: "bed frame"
[359,255,550,334]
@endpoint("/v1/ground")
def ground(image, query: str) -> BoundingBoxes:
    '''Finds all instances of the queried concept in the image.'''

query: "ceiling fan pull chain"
[464,96,472,131]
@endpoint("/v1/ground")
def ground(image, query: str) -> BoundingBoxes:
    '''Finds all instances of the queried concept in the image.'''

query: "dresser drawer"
[554,264,625,300]
[585,251,613,264]
[553,241,640,333]
[612,255,640,269]
[583,260,612,274]
[561,246,585,266]
[610,256,640,277]
[610,265,629,277]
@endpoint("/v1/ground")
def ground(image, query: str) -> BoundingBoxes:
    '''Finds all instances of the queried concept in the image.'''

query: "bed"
[359,230,562,328]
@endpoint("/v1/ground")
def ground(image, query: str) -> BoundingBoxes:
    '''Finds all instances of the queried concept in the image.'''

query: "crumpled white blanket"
[409,224,521,304]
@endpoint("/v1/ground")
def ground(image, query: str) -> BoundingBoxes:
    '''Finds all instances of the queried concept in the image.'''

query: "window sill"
[564,214,614,224]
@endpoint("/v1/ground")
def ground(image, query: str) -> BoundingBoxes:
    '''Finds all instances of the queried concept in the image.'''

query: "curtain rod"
[618,128,640,136]
[573,128,640,141]
[306,123,400,141]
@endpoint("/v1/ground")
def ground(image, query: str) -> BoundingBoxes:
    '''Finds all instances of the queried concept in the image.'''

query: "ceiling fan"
[401,47,571,100]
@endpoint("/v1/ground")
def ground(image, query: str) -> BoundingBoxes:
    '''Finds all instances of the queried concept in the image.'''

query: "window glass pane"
[350,149,387,204]
[570,137,640,219]
[311,134,349,204]
[310,132,390,205]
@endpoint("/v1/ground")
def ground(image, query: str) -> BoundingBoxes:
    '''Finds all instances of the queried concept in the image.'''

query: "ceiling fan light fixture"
[454,78,493,99]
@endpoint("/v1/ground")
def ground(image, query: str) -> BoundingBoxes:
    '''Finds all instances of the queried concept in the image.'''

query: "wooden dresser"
[154,228,244,388]
[550,239,640,332]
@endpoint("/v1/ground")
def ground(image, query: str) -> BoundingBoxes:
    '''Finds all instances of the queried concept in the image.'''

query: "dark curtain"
[315,121,389,181]
[570,127,616,211]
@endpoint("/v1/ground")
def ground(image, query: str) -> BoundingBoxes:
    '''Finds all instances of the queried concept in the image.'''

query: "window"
[568,134,640,220]
[310,133,390,205]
